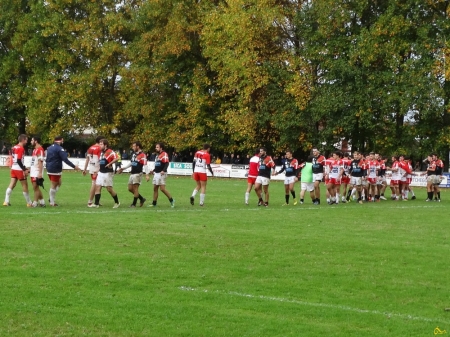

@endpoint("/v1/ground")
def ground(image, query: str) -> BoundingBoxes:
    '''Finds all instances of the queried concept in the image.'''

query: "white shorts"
[255,176,270,186]
[301,182,314,192]
[128,173,143,185]
[96,172,114,187]
[284,176,296,185]
[313,173,323,182]
[350,176,362,186]
[427,175,440,184]
[153,172,167,186]
[377,176,386,185]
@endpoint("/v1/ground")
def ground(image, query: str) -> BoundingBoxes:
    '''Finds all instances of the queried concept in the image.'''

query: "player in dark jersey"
[117,141,148,207]
[254,147,276,207]
[346,151,366,204]
[89,139,120,208]
[274,149,299,205]
[311,148,325,205]
[147,142,175,208]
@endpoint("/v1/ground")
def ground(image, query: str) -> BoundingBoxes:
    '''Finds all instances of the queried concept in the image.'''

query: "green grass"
[1,167,449,336]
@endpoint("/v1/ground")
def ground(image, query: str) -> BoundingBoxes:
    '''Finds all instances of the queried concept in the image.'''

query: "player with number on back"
[190,143,214,206]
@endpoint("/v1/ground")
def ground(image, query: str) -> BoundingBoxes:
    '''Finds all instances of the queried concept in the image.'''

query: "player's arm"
[275,164,285,175]
[192,158,196,173]
[60,150,80,170]
[105,152,119,168]
[16,157,28,172]
[37,157,44,178]
[207,163,214,176]
[118,161,131,173]
[82,154,90,175]
[161,161,169,174]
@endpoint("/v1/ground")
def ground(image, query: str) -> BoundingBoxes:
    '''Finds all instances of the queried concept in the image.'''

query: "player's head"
[203,143,211,152]
[18,134,28,144]
[259,147,267,157]
[312,148,320,156]
[99,139,109,150]
[132,141,142,152]
[285,149,292,159]
[353,151,360,159]
[95,136,103,144]
[31,136,41,146]
[54,135,64,144]
[155,142,164,153]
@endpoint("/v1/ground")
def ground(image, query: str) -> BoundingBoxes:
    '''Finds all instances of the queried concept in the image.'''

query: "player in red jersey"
[340,152,352,203]
[387,156,401,200]
[29,136,46,207]
[3,134,32,206]
[325,151,344,204]
[397,155,412,200]
[89,139,120,208]
[83,136,103,206]
[244,149,260,205]
[146,142,175,208]
[365,152,379,201]
[118,141,148,207]
[404,157,416,200]
[190,143,214,206]
[254,147,276,207]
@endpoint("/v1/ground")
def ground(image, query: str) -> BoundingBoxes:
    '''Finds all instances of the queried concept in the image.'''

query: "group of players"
[3,134,215,208]
[2,134,445,208]
[244,147,445,206]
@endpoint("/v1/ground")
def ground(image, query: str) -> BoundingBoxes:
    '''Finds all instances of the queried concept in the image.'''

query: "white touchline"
[179,286,450,324]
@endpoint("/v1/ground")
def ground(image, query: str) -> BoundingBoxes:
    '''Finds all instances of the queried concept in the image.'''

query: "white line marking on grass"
[179,286,450,324]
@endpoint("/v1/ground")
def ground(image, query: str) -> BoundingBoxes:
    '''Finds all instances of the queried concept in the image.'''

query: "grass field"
[1,167,449,336]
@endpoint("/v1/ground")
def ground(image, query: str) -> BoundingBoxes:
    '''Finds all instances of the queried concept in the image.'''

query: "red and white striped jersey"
[30,146,45,177]
[194,150,211,174]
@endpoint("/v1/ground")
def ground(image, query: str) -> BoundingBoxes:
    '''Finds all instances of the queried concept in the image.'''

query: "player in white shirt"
[29,136,46,207]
